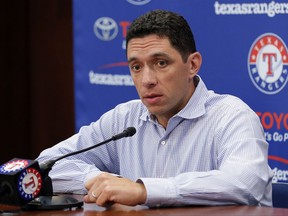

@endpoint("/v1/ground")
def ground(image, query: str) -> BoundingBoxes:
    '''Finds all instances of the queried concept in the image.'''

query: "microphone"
[40,127,136,172]
[112,126,136,140]
[0,127,136,210]
[0,158,42,206]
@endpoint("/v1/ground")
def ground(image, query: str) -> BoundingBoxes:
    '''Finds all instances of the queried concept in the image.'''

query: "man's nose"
[142,66,157,87]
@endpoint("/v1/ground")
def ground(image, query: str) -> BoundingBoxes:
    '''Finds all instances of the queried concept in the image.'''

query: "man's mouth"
[143,94,162,104]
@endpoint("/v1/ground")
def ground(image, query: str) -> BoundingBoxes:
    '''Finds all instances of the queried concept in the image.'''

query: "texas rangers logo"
[18,168,42,201]
[248,33,288,94]
[0,159,29,174]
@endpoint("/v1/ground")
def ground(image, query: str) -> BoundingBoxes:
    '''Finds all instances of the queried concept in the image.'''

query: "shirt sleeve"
[36,118,119,194]
[139,108,273,207]
[36,101,139,195]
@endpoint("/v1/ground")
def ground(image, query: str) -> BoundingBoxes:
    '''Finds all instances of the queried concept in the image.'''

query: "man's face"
[127,35,201,126]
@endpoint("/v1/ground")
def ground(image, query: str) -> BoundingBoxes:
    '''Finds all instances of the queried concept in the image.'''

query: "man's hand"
[83,172,147,207]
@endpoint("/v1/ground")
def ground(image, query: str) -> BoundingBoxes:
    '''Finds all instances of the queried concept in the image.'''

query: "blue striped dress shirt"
[36,76,273,207]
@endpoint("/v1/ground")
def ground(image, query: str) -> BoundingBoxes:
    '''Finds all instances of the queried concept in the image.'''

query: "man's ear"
[188,52,202,77]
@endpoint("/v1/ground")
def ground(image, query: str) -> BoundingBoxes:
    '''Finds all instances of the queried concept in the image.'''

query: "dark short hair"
[126,10,197,62]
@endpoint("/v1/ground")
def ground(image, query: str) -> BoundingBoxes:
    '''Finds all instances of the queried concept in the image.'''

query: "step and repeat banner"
[73,0,288,183]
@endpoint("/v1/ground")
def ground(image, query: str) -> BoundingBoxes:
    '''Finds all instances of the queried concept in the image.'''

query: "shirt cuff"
[137,177,178,207]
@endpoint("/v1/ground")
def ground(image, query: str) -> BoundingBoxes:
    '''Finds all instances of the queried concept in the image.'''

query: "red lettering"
[263,53,277,76]
[257,112,288,130]
[273,112,283,130]
[119,21,130,37]
[261,112,274,129]
[284,114,288,130]
[24,176,36,189]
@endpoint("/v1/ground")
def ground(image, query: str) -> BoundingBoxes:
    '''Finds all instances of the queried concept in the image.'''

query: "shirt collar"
[140,75,209,121]
[177,75,209,119]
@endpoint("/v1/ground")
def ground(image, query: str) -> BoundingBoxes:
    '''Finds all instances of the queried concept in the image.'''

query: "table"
[1,195,288,216]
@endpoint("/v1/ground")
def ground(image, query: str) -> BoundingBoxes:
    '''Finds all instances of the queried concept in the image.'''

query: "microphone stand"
[22,127,136,210]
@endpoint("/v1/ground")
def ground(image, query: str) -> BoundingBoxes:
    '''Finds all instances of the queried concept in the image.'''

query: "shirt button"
[161,140,166,145]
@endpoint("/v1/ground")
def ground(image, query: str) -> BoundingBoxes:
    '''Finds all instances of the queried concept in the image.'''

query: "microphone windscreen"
[125,127,136,137]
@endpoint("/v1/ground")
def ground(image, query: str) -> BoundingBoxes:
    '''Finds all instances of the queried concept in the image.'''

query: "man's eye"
[131,65,141,71]
[157,60,167,67]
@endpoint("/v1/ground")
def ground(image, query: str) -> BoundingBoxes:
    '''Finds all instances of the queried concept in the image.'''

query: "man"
[37,10,273,207]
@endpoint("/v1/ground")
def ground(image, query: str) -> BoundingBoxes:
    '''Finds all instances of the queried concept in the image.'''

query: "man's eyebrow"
[151,52,170,58]
[127,57,137,64]
[128,52,171,64]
